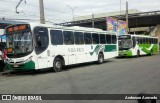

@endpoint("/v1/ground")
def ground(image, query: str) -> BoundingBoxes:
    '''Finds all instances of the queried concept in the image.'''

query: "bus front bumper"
[118,50,132,57]
[5,60,35,71]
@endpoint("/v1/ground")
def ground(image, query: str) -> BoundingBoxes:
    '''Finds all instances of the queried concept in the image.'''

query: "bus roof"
[119,34,158,38]
[21,22,117,34]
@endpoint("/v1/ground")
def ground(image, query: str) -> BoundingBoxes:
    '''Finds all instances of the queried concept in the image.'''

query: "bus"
[118,34,159,57]
[4,23,118,72]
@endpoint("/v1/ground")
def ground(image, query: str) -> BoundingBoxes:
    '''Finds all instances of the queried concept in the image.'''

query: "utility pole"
[39,0,45,24]
[67,5,77,22]
[92,13,95,28]
[120,0,121,15]
[126,1,128,34]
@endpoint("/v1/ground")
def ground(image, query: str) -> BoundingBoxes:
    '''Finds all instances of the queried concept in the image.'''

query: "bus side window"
[146,38,149,44]
[34,27,49,54]
[34,27,48,47]
[106,34,112,44]
[84,33,92,44]
[144,38,146,44]
[145,37,148,44]
[112,35,117,44]
[99,34,106,44]
[154,38,157,44]
[132,37,136,48]
[156,38,158,44]
[151,38,154,44]
[92,33,99,44]
[63,31,74,45]
[137,37,139,44]
[50,30,63,45]
[74,32,84,45]
[149,38,151,44]
[140,37,143,44]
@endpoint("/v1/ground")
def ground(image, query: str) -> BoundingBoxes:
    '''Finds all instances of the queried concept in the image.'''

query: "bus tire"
[136,50,140,58]
[98,53,104,64]
[53,58,62,72]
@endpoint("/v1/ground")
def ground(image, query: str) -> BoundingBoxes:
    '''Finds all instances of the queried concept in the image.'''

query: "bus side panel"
[153,44,159,54]
[138,44,158,55]
[87,44,101,62]
[104,44,118,59]
[75,45,89,64]
[49,45,69,66]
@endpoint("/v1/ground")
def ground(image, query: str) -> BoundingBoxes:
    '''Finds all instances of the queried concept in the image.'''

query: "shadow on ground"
[1,60,113,77]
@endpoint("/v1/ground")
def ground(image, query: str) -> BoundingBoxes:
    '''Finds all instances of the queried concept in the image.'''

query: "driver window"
[34,27,49,54]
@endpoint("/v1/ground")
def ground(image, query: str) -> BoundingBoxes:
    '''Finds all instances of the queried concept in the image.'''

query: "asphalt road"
[0,54,160,103]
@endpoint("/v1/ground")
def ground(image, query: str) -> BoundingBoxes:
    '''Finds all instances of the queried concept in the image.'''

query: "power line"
[0,11,70,24]
[0,9,70,22]
[0,0,71,15]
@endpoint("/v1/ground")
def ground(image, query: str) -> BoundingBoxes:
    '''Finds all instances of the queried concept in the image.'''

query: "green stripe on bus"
[5,60,35,71]
[89,45,117,56]
[138,44,158,54]
[119,50,132,56]
[104,45,117,52]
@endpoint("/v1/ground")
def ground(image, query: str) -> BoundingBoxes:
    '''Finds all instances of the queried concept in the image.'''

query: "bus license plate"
[14,64,19,67]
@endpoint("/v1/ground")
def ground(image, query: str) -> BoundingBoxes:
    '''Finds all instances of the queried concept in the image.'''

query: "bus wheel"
[98,53,104,64]
[136,50,140,58]
[53,58,62,72]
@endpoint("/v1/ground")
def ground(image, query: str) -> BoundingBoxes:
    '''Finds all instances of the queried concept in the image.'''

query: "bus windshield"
[6,32,33,58]
[119,39,132,50]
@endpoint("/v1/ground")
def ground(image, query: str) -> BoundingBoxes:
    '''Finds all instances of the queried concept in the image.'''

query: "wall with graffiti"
[106,17,127,35]
[106,17,118,32]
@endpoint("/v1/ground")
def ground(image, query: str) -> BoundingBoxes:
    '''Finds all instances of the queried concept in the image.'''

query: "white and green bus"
[5,23,118,72]
[118,35,159,57]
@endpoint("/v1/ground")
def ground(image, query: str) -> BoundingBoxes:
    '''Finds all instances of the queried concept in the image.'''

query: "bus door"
[34,27,49,69]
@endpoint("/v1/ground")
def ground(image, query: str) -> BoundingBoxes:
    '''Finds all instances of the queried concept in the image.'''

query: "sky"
[0,0,160,24]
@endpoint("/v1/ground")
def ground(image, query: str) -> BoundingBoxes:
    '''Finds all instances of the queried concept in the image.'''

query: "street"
[0,54,160,103]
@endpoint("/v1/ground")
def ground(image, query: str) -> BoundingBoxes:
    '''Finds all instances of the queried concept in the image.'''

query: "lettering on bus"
[68,48,84,52]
